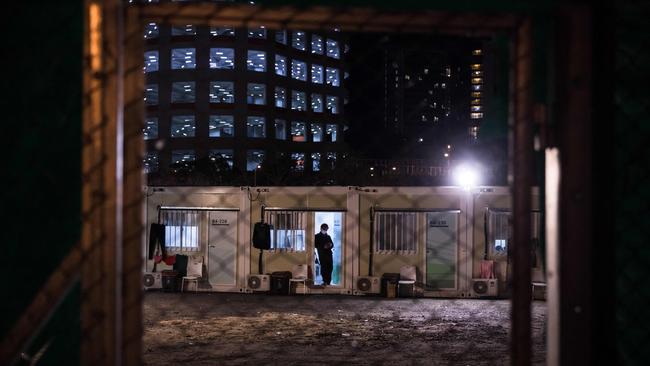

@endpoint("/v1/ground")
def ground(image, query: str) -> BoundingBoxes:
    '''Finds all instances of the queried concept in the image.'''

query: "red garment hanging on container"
[163,254,176,266]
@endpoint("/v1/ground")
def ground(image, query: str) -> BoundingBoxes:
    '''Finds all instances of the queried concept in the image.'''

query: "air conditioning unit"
[247,274,270,292]
[355,276,380,294]
[471,278,498,298]
[143,272,162,290]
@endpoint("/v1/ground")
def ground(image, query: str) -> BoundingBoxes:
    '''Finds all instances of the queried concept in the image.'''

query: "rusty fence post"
[511,17,534,366]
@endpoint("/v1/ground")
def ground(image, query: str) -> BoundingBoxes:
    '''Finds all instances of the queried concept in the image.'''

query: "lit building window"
[210,48,235,69]
[210,26,234,37]
[144,117,158,140]
[291,152,305,171]
[275,87,286,108]
[311,35,324,55]
[170,115,196,137]
[275,119,287,140]
[326,67,340,86]
[275,55,287,76]
[143,151,159,173]
[247,50,266,72]
[326,39,340,59]
[292,31,306,51]
[471,63,482,70]
[209,149,234,168]
[291,60,307,81]
[246,150,265,171]
[208,115,234,137]
[291,91,307,111]
[311,64,324,84]
[471,105,482,112]
[144,51,159,72]
[311,123,323,142]
[171,82,195,103]
[171,24,196,36]
[171,150,196,165]
[247,116,266,138]
[248,26,266,39]
[144,23,158,39]
[325,124,338,142]
[326,95,339,114]
[470,112,484,119]
[472,49,483,56]
[471,92,482,98]
[472,70,483,77]
[311,93,323,112]
[275,29,287,44]
[247,83,266,105]
[144,84,158,105]
[472,84,483,91]
[471,78,483,84]
[311,152,321,171]
[446,67,451,77]
[291,122,306,142]
[171,48,196,69]
[469,126,479,139]
[209,81,234,103]
[471,99,482,105]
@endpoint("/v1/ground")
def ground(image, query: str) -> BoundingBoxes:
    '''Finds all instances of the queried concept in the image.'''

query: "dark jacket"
[315,232,333,251]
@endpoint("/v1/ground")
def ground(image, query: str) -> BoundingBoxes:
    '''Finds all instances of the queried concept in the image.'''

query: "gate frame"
[77,1,599,365]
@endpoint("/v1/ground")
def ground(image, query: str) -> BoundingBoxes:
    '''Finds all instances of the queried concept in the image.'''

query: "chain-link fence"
[615,2,650,365]
[133,2,539,365]
[6,0,648,365]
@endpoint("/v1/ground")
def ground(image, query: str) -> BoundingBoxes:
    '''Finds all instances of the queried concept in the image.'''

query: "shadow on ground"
[143,292,546,365]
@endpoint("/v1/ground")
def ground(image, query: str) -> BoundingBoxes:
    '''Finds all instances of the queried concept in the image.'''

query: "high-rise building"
[469,47,485,143]
[379,36,489,162]
[141,12,347,183]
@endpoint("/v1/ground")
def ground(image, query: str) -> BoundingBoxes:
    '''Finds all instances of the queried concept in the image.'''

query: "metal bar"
[81,1,123,364]
[511,17,534,366]
[0,244,82,365]
[158,206,240,211]
[121,4,145,363]
[487,207,542,213]
[369,206,374,276]
[263,207,347,212]
[373,208,462,213]
[556,5,594,365]
[136,3,520,33]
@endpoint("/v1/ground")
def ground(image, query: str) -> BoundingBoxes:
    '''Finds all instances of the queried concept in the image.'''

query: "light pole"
[253,164,261,186]
[453,162,481,298]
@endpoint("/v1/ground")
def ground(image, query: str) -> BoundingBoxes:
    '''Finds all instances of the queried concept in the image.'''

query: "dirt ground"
[143,292,546,365]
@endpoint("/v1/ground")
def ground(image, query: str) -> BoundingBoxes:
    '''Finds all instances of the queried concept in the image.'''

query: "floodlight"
[453,164,479,189]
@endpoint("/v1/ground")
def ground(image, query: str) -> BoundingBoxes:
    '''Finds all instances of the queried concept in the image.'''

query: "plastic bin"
[380,273,400,297]
[161,270,179,292]
[386,282,397,298]
[270,271,292,295]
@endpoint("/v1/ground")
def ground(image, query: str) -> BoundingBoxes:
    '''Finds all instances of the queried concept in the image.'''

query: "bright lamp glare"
[454,164,479,189]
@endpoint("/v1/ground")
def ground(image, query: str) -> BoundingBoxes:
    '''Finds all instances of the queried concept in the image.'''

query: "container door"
[313,212,343,286]
[425,212,459,290]
[207,210,238,287]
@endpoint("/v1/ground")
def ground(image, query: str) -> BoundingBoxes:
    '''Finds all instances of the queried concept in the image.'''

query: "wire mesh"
[615,2,650,365]
[132,1,539,365]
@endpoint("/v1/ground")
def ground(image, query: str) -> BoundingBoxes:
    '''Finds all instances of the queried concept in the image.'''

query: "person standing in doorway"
[315,223,334,286]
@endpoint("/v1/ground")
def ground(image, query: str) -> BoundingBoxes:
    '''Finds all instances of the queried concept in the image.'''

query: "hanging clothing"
[148,223,167,260]
[173,254,189,277]
[480,260,496,279]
